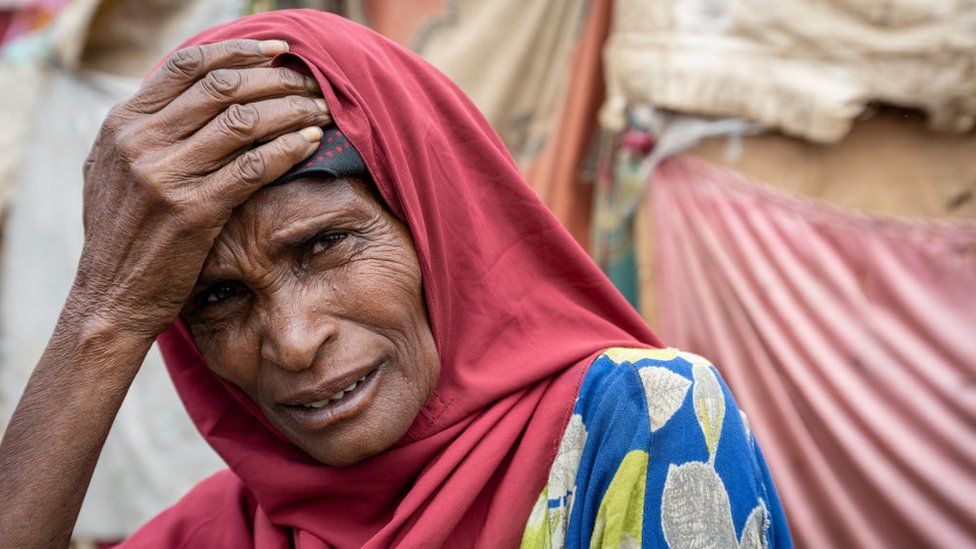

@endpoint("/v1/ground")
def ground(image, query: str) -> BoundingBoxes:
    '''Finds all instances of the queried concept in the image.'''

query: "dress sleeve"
[521,348,793,548]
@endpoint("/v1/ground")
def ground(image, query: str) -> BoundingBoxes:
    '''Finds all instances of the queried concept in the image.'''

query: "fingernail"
[299,126,324,142]
[305,75,321,90]
[314,98,328,112]
[259,39,289,56]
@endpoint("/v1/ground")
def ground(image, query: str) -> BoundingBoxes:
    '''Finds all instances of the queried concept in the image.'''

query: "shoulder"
[580,347,701,424]
[571,347,735,449]
[522,347,791,548]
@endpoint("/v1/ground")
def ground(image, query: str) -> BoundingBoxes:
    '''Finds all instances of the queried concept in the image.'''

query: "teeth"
[300,374,369,408]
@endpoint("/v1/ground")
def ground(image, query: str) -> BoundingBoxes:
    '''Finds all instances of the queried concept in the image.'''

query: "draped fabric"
[357,0,609,246]
[121,10,660,548]
[651,155,976,548]
[520,348,792,548]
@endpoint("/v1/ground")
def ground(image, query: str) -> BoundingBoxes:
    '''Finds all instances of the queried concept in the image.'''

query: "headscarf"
[123,10,660,548]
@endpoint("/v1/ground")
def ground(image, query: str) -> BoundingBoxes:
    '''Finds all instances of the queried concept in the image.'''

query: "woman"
[0,10,791,548]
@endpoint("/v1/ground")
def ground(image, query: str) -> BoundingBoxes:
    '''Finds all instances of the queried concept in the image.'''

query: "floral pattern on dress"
[521,348,792,548]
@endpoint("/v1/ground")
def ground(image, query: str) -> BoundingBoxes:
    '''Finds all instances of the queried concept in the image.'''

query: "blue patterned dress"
[520,348,792,548]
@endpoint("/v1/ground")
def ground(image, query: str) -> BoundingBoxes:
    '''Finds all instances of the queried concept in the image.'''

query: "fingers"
[207,127,324,208]
[152,66,322,138]
[129,39,290,113]
[176,95,331,172]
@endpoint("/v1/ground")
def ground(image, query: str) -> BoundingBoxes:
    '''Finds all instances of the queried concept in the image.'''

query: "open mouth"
[299,372,370,408]
[276,363,384,431]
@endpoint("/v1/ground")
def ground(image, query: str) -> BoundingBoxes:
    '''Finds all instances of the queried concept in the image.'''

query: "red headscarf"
[123,10,660,548]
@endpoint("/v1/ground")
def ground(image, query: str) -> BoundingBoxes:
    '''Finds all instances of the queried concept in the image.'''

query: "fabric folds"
[651,156,976,548]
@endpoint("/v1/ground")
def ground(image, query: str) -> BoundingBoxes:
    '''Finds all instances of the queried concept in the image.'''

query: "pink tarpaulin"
[651,156,976,548]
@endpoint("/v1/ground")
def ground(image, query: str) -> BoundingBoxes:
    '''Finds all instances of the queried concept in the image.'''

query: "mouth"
[275,362,385,431]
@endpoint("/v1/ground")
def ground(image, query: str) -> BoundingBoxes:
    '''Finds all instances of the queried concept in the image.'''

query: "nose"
[260,298,337,372]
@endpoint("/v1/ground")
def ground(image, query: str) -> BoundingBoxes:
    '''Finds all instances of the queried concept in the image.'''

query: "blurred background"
[0,1,974,547]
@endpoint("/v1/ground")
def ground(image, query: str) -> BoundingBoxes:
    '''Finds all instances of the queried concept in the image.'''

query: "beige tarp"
[601,0,976,142]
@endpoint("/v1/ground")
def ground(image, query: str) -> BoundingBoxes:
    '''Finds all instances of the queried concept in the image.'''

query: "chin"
[297,427,395,467]
[306,446,369,467]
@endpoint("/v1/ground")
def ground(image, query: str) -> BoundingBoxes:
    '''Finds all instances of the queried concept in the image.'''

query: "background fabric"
[601,0,976,142]
[357,0,608,246]
[124,10,660,548]
[650,155,976,548]
[0,0,70,211]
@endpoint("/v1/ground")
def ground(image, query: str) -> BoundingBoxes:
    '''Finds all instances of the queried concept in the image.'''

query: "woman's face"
[180,176,439,466]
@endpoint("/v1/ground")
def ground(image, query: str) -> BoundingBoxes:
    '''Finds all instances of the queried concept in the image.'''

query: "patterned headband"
[271,126,367,185]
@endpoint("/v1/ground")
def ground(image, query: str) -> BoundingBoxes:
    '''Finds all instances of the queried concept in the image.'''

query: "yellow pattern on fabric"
[589,450,647,548]
[521,487,553,548]
[692,364,725,464]
[603,347,678,364]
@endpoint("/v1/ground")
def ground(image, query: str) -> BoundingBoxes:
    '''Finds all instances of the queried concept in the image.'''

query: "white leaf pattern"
[692,364,725,465]
[661,462,738,549]
[739,501,770,549]
[521,349,774,549]
[547,414,587,546]
[638,366,692,432]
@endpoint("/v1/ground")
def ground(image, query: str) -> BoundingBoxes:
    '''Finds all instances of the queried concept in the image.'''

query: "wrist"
[55,290,158,369]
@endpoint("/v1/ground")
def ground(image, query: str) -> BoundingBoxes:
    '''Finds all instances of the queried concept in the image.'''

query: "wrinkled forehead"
[211,176,381,256]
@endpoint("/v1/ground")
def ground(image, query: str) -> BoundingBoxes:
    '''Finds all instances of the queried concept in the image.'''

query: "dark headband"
[271,126,367,185]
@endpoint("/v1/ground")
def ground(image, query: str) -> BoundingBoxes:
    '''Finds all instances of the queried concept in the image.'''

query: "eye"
[200,282,247,306]
[311,232,347,254]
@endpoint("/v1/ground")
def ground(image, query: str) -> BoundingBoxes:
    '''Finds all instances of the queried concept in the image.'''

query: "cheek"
[338,234,438,391]
[190,323,263,396]
[340,247,427,342]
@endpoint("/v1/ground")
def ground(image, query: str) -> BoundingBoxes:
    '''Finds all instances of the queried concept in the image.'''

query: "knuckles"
[126,157,158,189]
[112,126,147,165]
[200,68,243,102]
[235,149,268,184]
[276,67,307,89]
[286,95,309,112]
[164,46,205,79]
[125,153,193,213]
[220,103,260,137]
[95,102,138,143]
[283,96,322,125]
[128,159,176,207]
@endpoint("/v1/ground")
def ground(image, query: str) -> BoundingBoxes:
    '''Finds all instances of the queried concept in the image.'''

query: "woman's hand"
[0,38,329,549]
[74,38,329,341]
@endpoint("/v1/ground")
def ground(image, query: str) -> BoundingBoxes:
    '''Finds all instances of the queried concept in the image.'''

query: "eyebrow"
[266,209,362,249]
[192,213,351,288]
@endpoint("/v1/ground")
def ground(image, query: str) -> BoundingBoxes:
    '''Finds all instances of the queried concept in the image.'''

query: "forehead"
[213,176,384,252]
[238,176,377,221]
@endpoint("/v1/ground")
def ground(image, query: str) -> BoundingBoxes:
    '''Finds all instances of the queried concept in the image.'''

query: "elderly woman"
[0,10,790,549]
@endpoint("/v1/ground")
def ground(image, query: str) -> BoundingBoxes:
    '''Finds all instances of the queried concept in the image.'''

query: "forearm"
[0,295,153,548]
